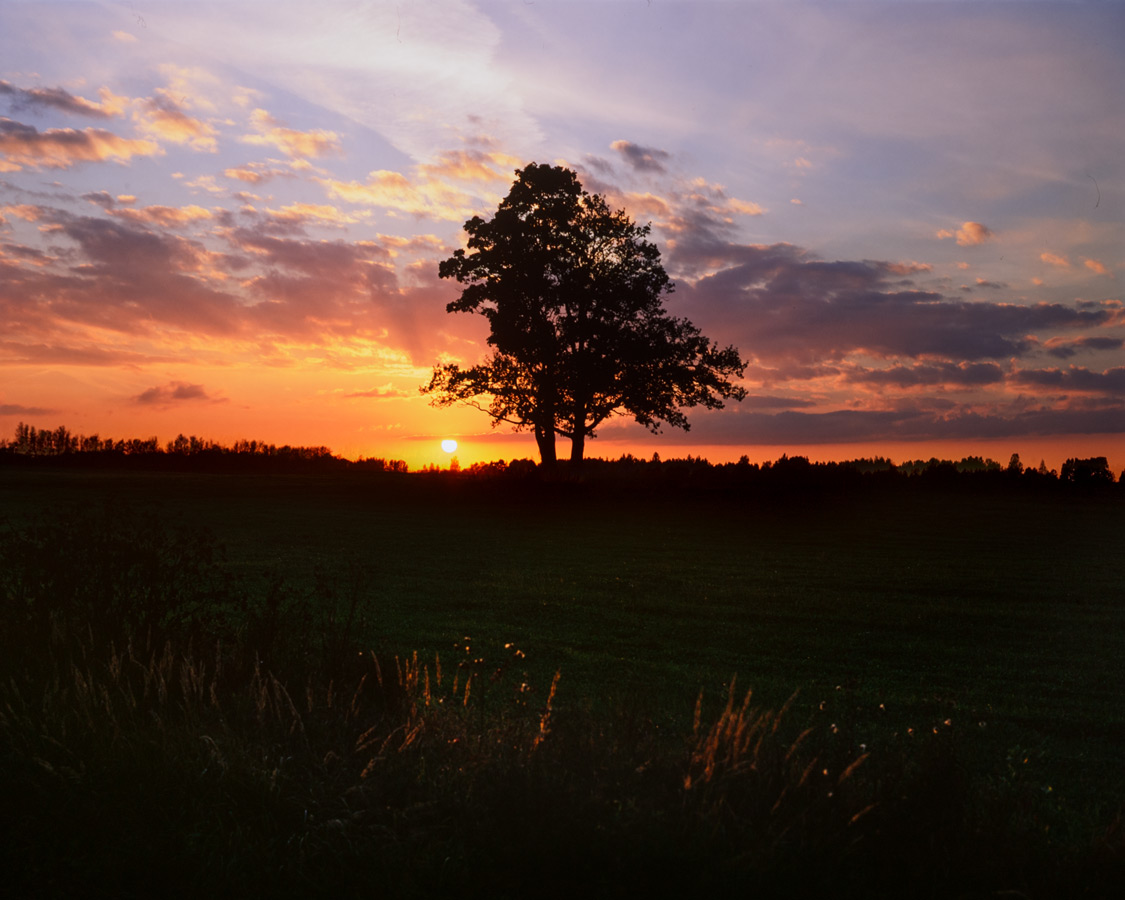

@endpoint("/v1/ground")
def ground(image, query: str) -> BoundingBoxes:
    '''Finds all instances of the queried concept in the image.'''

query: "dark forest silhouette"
[1,422,1118,489]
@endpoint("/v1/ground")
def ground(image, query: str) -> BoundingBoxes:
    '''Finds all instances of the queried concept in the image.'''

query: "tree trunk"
[569,429,585,466]
[534,425,557,469]
[569,396,588,467]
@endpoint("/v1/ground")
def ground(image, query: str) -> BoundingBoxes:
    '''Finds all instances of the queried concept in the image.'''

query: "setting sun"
[441,439,458,454]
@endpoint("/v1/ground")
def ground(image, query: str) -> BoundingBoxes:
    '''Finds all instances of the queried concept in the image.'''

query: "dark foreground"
[1,467,1122,897]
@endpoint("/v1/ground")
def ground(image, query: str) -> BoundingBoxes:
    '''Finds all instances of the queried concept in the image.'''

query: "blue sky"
[1,1,1122,469]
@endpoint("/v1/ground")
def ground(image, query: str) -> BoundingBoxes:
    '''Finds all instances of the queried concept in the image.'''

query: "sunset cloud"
[936,221,993,246]
[81,190,116,209]
[1040,251,1069,268]
[611,140,671,174]
[1044,336,1124,359]
[419,148,521,184]
[241,109,340,160]
[0,203,47,221]
[108,204,214,228]
[136,96,218,151]
[1011,366,1125,396]
[0,402,56,416]
[682,242,1113,364]
[0,119,161,170]
[967,277,1008,291]
[844,362,1005,389]
[618,191,673,220]
[0,81,126,119]
[344,384,415,399]
[41,213,246,336]
[133,381,224,406]
[223,162,289,184]
[635,403,1125,447]
[1084,258,1109,276]
[0,341,177,367]
[262,202,367,227]
[0,240,52,268]
[739,394,817,410]
[318,169,477,221]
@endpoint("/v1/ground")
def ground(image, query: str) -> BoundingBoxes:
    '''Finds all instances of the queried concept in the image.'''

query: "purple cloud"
[678,243,1114,364]
[608,402,1125,445]
[611,140,671,174]
[0,402,56,416]
[844,362,1005,389]
[1011,366,1125,396]
[133,381,223,406]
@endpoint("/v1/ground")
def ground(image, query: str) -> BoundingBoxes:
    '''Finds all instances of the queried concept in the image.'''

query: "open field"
[2,466,1123,895]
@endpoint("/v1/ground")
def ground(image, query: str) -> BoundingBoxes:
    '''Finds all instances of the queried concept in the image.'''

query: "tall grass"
[1,507,1120,898]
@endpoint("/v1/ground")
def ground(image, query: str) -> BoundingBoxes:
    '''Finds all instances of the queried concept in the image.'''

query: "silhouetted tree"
[423,163,747,466]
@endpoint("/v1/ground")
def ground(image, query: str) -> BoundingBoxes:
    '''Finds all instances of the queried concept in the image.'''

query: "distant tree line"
[415,449,1119,493]
[1,422,1117,488]
[0,422,407,473]
[516,451,1118,491]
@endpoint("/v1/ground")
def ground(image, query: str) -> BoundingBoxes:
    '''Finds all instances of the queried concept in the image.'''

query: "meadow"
[1,464,1122,897]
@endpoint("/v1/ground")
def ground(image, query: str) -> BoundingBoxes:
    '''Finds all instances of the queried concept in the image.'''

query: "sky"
[1,0,1122,472]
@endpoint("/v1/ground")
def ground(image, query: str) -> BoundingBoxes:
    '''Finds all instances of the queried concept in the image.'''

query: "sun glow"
[441,439,458,453]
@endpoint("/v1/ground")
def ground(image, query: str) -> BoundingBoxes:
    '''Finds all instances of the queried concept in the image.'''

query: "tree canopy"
[423,163,747,466]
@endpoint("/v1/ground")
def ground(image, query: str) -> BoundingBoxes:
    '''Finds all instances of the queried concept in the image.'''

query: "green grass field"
[2,466,1123,896]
